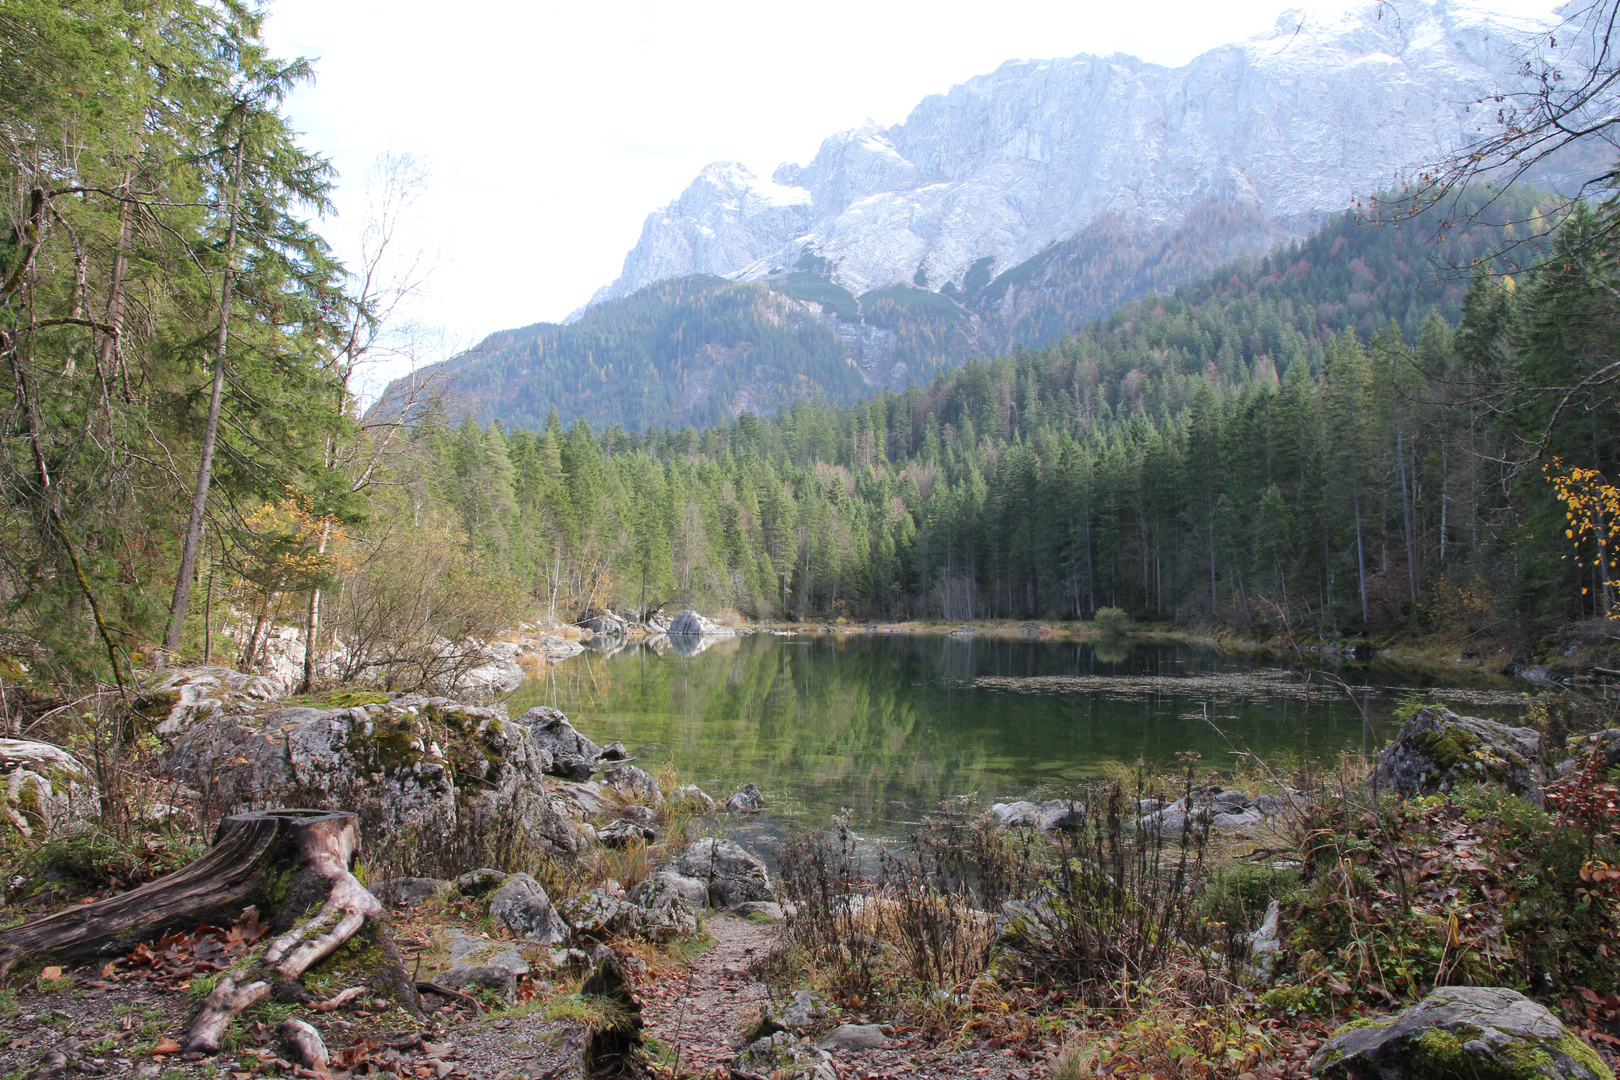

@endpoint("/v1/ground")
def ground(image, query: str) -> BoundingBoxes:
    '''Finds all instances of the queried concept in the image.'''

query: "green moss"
[365,715,421,773]
[131,689,180,719]
[1552,1032,1615,1080]
[1416,725,1481,773]
[323,691,391,708]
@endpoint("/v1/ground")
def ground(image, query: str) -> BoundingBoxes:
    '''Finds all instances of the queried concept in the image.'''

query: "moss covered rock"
[1310,986,1612,1079]
[1374,708,1547,803]
[0,739,96,842]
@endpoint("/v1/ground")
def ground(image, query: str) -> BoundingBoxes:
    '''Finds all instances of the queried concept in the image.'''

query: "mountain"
[588,0,1558,312]
[382,0,1584,431]
[377,187,1551,432]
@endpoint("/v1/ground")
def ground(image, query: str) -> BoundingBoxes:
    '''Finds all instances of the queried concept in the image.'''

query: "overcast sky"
[260,0,1558,392]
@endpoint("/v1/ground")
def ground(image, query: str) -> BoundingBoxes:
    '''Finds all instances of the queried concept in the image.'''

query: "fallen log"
[0,808,421,1053]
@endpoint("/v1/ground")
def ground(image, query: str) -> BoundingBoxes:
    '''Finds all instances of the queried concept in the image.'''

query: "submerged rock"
[726,783,764,813]
[1374,707,1547,803]
[1309,986,1612,1079]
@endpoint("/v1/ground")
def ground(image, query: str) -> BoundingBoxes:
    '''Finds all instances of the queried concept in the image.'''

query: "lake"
[504,632,1526,837]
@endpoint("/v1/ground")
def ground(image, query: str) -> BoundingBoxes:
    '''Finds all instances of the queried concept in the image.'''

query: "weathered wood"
[187,811,386,1053]
[278,1018,329,1074]
[0,809,352,981]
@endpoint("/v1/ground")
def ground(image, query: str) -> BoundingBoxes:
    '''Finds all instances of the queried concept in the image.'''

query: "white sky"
[260,0,1559,393]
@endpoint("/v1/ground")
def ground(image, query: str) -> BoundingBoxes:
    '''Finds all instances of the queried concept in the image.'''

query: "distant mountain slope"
[587,0,1565,314]
[377,187,1550,432]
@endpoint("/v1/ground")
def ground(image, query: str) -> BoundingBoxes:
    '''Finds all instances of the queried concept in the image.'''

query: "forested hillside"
[389,189,1552,434]
[403,188,1619,644]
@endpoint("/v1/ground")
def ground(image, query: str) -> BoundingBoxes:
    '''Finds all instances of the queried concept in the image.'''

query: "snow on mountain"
[585,0,1559,311]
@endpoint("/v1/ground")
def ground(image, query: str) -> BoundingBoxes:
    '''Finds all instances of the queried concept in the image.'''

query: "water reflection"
[505,634,1519,837]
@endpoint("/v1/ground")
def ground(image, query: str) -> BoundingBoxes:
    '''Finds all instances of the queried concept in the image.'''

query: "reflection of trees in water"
[503,636,1388,835]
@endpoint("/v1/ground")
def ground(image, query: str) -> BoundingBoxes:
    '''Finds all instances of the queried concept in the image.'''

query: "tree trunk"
[166,135,246,656]
[0,809,420,1053]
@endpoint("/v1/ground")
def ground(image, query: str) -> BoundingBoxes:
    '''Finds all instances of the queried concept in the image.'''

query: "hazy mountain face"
[588,0,1556,310]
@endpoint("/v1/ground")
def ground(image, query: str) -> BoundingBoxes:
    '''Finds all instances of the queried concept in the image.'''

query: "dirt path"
[639,913,776,1077]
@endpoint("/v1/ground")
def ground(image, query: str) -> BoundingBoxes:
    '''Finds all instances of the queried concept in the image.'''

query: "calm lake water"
[504,632,1525,837]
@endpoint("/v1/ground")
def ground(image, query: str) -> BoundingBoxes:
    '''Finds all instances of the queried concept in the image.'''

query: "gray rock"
[435,963,517,1000]
[1308,986,1612,1079]
[618,804,659,825]
[726,783,764,813]
[626,877,699,941]
[435,931,533,1003]
[1210,789,1251,813]
[676,837,773,906]
[652,871,711,908]
[1211,807,1265,833]
[558,890,645,941]
[486,873,567,944]
[668,610,737,638]
[988,800,1040,828]
[598,819,657,847]
[669,784,716,813]
[552,780,608,819]
[516,706,604,764]
[548,752,596,782]
[598,740,630,762]
[373,876,449,908]
[729,901,787,920]
[1374,707,1547,803]
[1036,799,1085,832]
[455,868,509,894]
[739,1032,836,1080]
[1135,809,1197,837]
[777,989,823,1030]
[0,739,95,842]
[577,612,627,637]
[816,1024,892,1052]
[604,765,664,808]
[1558,729,1620,777]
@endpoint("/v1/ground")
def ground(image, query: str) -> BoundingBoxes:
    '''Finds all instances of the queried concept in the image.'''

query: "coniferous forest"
[4,0,1620,688]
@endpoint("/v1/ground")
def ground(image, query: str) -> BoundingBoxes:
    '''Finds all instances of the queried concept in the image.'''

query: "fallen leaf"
[40,966,63,980]
[152,1038,183,1055]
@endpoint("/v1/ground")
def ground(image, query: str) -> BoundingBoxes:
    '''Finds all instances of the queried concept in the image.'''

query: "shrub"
[1094,607,1130,635]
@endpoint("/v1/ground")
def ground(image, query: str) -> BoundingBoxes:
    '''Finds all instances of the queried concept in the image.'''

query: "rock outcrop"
[1309,986,1613,1079]
[1374,707,1547,803]
[0,740,95,841]
[164,695,583,862]
[667,610,737,638]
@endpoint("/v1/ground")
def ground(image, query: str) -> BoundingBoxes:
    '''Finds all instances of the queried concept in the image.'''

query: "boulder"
[668,610,737,638]
[435,931,532,1002]
[988,801,1040,828]
[598,741,631,762]
[1309,986,1613,1079]
[739,1033,837,1080]
[533,634,585,660]
[669,784,716,813]
[1374,707,1547,803]
[453,654,524,696]
[455,867,509,894]
[165,699,582,862]
[558,890,646,941]
[373,876,449,909]
[626,877,699,941]
[144,666,284,736]
[577,612,627,638]
[0,739,95,841]
[599,819,657,846]
[487,873,567,944]
[676,837,774,906]
[1037,799,1086,832]
[516,707,604,767]
[618,804,659,825]
[651,871,711,908]
[1557,729,1620,777]
[603,765,664,808]
[770,989,825,1032]
[726,783,765,813]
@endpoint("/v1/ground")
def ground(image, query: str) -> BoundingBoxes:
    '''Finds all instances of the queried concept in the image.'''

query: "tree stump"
[0,808,422,1053]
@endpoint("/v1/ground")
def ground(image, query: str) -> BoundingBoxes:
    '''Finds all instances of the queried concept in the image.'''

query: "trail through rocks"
[641,913,775,1077]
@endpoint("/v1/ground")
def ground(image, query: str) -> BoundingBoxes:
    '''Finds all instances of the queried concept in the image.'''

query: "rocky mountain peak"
[585,0,1559,312]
